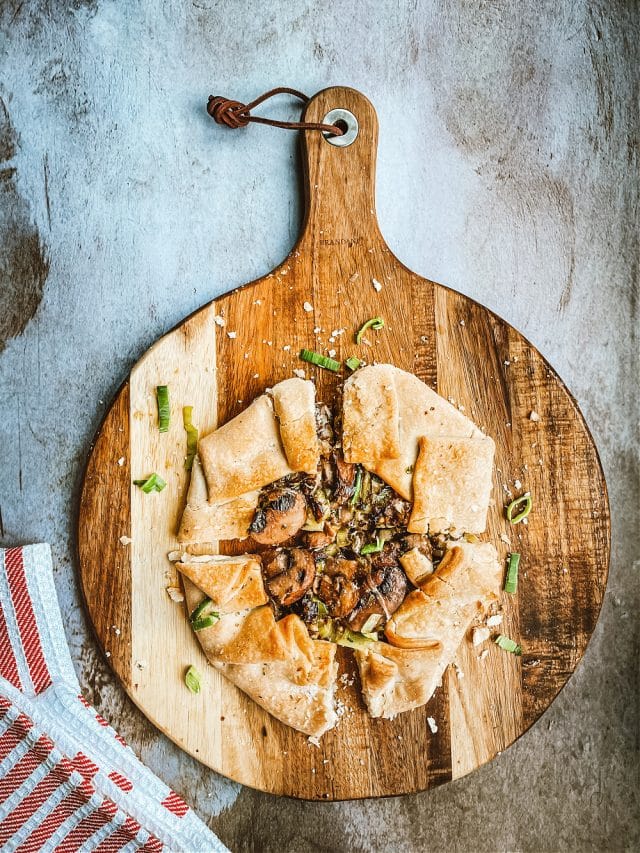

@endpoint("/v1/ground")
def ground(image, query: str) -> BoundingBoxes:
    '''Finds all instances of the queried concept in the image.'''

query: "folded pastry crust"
[408,435,495,534]
[178,456,259,543]
[354,366,484,501]
[199,395,295,502]
[342,365,400,463]
[170,552,267,612]
[270,378,320,475]
[356,541,501,718]
[183,578,338,738]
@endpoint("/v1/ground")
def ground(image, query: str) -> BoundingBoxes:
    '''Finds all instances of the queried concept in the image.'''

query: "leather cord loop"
[207,87,344,136]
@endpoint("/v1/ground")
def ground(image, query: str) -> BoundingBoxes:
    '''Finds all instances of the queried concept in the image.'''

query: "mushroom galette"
[170,365,501,737]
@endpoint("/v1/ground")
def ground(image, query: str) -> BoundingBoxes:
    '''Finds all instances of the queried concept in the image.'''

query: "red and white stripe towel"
[0,544,229,852]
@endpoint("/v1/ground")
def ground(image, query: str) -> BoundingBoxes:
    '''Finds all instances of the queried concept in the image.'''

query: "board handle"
[298,87,384,252]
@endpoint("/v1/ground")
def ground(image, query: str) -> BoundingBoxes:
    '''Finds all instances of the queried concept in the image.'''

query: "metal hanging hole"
[322,109,359,147]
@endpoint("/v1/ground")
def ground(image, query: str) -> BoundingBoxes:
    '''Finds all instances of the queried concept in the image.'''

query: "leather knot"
[206,88,344,136]
[207,96,250,129]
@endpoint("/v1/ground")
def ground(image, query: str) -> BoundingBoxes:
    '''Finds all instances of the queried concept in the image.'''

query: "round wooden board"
[77,87,610,800]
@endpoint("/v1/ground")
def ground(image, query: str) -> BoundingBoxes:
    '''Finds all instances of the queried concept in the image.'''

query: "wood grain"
[77,86,610,800]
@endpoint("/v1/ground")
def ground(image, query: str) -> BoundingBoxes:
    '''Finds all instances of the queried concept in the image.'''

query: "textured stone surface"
[0,1,637,850]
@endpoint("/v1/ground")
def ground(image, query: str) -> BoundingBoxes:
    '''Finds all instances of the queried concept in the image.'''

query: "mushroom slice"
[249,488,307,545]
[262,548,316,607]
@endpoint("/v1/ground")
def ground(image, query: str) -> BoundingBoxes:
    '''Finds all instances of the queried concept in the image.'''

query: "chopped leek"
[505,552,520,594]
[506,493,532,524]
[345,356,363,371]
[495,634,522,655]
[184,665,202,694]
[318,618,374,649]
[299,349,341,372]
[189,597,219,627]
[355,316,384,344]
[191,614,219,632]
[350,467,362,506]
[156,385,170,433]
[360,535,384,555]
[182,406,199,471]
[133,473,167,493]
[360,613,382,634]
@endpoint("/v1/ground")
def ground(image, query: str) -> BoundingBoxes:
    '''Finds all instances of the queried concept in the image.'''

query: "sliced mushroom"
[318,573,361,619]
[332,453,356,503]
[249,488,307,545]
[301,523,337,550]
[262,547,316,606]
[348,563,408,631]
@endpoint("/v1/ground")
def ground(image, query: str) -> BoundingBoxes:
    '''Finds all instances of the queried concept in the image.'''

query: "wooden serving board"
[78,87,610,800]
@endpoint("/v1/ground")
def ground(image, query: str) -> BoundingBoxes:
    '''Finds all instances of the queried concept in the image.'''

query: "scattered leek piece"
[133,473,166,493]
[505,552,520,594]
[350,467,362,506]
[360,535,384,555]
[299,349,341,372]
[189,597,214,622]
[189,597,220,632]
[156,385,170,433]
[184,665,202,694]
[183,406,199,471]
[355,316,384,344]
[345,355,363,371]
[506,492,532,524]
[191,614,219,632]
[495,634,522,655]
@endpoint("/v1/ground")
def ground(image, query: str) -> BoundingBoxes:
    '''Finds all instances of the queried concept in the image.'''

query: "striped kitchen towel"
[0,544,229,853]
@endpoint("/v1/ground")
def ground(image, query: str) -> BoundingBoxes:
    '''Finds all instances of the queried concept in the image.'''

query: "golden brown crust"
[342,365,400,463]
[199,395,295,502]
[356,541,502,718]
[173,552,267,612]
[177,456,259,543]
[369,366,485,500]
[182,578,337,737]
[408,435,495,534]
[270,378,320,475]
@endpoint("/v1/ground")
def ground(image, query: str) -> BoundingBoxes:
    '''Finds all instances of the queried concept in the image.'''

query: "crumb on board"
[472,626,490,646]
[119,535,132,546]
[166,586,184,603]
[227,331,236,339]
[117,457,125,466]
[486,614,503,627]
[529,410,541,422]
[427,717,438,734]
[372,278,382,292]
[293,369,306,379]
[303,301,313,312]
[213,315,225,327]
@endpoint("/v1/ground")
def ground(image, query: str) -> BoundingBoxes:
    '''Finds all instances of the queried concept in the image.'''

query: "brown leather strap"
[207,87,344,135]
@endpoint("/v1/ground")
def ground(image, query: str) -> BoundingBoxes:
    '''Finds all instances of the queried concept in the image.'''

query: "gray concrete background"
[0,1,638,850]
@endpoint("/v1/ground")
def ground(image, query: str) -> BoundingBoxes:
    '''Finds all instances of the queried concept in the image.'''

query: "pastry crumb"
[472,626,490,646]
[166,586,184,603]
[486,614,503,627]
[293,369,306,379]
[119,535,132,546]
[213,315,226,327]
[117,457,125,466]
[227,331,237,339]
[529,410,541,422]
[372,278,382,292]
[303,301,313,312]
[427,717,438,733]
